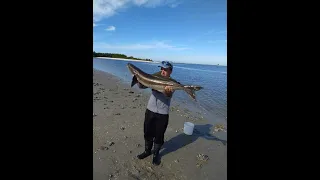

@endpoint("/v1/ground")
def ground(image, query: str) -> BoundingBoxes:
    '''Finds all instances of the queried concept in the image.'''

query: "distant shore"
[95,57,153,63]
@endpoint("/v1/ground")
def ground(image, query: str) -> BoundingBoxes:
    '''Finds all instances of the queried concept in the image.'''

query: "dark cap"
[158,61,173,70]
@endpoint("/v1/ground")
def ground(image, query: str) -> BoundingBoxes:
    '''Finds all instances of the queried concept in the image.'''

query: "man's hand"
[164,86,174,97]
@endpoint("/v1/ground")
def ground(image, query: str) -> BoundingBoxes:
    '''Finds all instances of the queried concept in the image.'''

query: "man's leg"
[152,113,169,165]
[137,109,155,159]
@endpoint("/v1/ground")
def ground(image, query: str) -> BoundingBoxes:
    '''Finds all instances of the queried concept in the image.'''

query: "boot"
[137,140,153,159]
[152,143,162,165]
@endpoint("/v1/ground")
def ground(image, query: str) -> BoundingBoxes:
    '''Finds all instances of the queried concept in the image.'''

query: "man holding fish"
[127,61,202,165]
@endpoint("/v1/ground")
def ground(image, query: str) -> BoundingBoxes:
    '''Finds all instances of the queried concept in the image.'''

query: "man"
[136,61,178,165]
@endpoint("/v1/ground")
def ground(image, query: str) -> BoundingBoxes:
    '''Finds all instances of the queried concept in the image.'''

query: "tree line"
[93,51,153,62]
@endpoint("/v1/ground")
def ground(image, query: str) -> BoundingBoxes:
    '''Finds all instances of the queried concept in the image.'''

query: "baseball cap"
[158,61,173,70]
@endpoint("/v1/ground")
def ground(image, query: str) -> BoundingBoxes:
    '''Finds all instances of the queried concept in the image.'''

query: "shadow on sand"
[159,124,227,158]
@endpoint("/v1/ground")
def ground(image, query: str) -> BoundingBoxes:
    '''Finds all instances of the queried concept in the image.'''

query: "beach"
[93,69,227,180]
[96,57,154,63]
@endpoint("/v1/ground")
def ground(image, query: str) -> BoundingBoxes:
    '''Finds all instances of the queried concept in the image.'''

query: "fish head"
[127,63,140,76]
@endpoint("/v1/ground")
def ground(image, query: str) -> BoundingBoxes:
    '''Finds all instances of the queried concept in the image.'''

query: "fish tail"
[183,85,203,100]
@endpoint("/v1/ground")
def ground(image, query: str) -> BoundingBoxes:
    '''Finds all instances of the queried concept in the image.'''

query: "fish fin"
[183,86,203,100]
[131,76,138,87]
[184,85,203,91]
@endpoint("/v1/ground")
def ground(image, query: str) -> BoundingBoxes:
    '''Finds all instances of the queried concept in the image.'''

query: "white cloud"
[133,0,149,6]
[134,0,182,8]
[106,26,116,31]
[170,2,180,8]
[93,0,181,22]
[94,41,190,51]
[94,23,105,27]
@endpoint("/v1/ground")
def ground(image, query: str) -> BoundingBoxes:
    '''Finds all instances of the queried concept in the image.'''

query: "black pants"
[144,109,169,145]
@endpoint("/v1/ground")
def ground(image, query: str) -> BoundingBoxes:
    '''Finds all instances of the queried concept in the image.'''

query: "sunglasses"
[161,67,171,71]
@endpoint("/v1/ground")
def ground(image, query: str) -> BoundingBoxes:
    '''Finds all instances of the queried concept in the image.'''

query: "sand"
[95,57,153,63]
[93,69,227,180]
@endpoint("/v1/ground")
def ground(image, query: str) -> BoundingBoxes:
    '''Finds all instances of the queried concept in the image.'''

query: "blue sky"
[93,0,227,65]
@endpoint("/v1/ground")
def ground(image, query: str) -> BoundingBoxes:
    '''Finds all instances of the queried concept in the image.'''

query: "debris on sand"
[109,142,115,146]
[146,166,153,172]
[183,108,191,113]
[196,154,209,168]
[196,163,203,168]
[214,124,225,132]
[197,154,209,161]
[120,127,125,130]
[114,113,121,115]
[129,91,134,94]
[136,144,141,147]
[101,146,109,150]
[131,165,140,176]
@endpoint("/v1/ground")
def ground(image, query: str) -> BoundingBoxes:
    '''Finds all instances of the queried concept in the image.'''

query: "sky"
[93,0,227,66]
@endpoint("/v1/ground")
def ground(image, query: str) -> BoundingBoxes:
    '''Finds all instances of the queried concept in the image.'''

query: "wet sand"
[93,69,227,180]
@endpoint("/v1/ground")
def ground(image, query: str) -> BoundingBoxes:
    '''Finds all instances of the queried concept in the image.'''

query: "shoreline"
[93,68,227,180]
[93,67,227,129]
[95,57,153,63]
[95,66,226,125]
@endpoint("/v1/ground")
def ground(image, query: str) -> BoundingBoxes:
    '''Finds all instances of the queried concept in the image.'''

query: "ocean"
[93,58,227,125]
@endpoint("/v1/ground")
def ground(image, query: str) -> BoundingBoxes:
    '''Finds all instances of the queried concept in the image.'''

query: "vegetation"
[93,51,153,62]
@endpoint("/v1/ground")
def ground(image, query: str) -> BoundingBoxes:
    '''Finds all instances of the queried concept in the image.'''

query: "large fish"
[126,63,203,100]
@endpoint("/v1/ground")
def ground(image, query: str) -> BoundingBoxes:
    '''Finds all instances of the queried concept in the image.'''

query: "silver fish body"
[126,63,203,100]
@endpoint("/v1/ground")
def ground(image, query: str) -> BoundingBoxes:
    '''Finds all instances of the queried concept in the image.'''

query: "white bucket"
[184,122,195,135]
